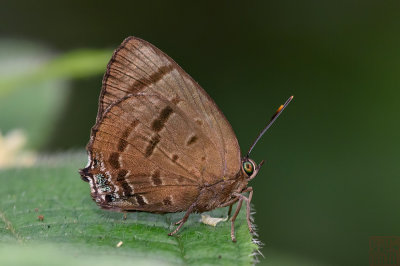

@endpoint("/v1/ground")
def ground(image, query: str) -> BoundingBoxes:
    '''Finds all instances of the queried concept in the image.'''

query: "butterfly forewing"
[84,37,242,213]
[101,37,240,175]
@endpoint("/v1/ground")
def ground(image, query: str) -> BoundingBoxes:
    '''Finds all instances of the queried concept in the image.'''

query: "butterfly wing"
[99,37,241,179]
[81,37,241,212]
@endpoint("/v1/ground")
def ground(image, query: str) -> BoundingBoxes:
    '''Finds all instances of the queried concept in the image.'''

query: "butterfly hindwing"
[85,93,225,212]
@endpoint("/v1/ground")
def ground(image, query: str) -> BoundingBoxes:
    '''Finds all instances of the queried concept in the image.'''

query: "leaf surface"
[0,152,258,265]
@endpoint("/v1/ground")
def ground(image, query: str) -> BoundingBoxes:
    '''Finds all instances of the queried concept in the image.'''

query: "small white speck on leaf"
[116,241,123,248]
[200,215,228,227]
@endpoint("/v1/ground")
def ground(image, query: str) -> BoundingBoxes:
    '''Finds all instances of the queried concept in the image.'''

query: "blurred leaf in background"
[0,39,110,151]
[0,39,68,150]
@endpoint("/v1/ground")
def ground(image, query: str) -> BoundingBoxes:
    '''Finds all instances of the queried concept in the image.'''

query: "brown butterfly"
[79,36,293,242]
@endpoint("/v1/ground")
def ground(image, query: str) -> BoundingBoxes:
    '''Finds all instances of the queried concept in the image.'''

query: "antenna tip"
[290,95,294,100]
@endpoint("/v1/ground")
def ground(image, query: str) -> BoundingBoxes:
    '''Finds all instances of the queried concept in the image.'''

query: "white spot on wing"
[85,153,91,168]
[88,178,95,193]
[141,195,148,204]
[129,184,135,194]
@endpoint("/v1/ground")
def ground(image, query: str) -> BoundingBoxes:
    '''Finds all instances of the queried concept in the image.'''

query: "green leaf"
[0,44,111,97]
[0,40,111,149]
[0,152,259,265]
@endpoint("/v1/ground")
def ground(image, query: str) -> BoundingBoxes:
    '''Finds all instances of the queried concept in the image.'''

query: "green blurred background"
[1,0,399,265]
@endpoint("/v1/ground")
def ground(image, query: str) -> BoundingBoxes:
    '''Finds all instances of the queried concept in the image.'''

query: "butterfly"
[79,36,292,242]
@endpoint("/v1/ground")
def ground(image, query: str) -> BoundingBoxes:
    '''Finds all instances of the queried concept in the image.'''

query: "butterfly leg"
[228,205,233,218]
[226,198,239,219]
[234,187,254,233]
[218,197,239,219]
[174,218,184,225]
[244,187,254,233]
[230,198,243,242]
[168,203,196,236]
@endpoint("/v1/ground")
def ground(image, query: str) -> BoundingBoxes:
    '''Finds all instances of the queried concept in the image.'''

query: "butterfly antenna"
[246,96,294,157]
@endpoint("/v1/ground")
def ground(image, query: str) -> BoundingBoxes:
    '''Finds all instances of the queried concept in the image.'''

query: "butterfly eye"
[243,161,254,177]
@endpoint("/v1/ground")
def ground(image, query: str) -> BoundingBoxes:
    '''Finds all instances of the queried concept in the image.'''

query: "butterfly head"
[241,158,264,180]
